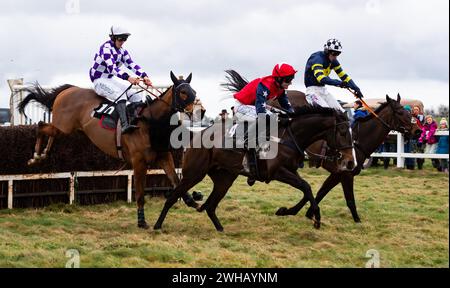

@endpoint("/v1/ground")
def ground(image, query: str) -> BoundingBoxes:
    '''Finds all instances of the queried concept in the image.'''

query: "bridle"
[304,119,353,162]
[282,115,353,162]
[137,82,196,113]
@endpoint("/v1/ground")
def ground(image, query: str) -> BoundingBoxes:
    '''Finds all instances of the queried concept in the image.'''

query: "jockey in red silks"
[232,63,297,184]
[233,63,297,122]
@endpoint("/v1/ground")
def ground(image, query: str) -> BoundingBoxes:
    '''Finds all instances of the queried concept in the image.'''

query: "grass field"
[0,164,448,268]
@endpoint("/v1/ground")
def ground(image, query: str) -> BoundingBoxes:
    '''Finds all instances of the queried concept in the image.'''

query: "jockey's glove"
[339,81,350,88]
[355,89,364,99]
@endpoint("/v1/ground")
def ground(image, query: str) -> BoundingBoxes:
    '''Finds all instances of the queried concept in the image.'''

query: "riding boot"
[116,101,139,134]
[247,148,257,186]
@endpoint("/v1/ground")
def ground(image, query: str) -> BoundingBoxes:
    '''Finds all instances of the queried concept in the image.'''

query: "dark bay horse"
[153,73,356,231]
[269,91,422,222]
[18,72,200,229]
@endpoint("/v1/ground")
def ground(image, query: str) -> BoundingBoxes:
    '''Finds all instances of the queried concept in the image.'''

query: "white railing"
[370,130,449,168]
[0,169,182,209]
[7,79,169,125]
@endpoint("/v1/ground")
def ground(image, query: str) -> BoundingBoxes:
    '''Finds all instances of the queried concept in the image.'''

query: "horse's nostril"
[346,161,354,170]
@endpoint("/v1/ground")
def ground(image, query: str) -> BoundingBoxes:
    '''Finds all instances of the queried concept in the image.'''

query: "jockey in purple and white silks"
[89,25,152,134]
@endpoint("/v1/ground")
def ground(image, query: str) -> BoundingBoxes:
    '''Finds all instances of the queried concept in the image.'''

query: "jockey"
[233,63,297,123]
[89,25,152,134]
[304,38,363,112]
[233,63,297,184]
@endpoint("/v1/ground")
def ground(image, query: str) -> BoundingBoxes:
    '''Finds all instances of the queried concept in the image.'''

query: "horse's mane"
[291,105,336,117]
[221,70,249,93]
[355,101,390,123]
[145,85,172,105]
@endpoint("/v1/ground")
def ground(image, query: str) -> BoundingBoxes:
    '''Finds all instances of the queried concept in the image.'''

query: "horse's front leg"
[305,173,341,220]
[156,152,198,209]
[274,167,321,229]
[133,157,149,229]
[341,173,361,223]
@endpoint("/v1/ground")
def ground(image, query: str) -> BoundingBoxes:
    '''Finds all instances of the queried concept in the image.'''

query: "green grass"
[0,164,448,268]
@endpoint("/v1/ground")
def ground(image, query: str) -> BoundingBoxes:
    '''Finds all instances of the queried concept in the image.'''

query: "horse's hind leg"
[199,169,238,232]
[28,122,60,165]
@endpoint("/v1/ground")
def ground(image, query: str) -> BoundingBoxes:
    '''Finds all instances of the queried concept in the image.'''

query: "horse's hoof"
[305,211,313,220]
[197,204,206,213]
[276,207,288,216]
[186,199,200,210]
[40,154,47,160]
[216,226,224,232]
[354,218,362,223]
[153,224,161,230]
[138,222,150,229]
[313,221,321,229]
[27,159,37,166]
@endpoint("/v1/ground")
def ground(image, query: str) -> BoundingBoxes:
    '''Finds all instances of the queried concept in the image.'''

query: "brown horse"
[153,71,356,231]
[18,71,200,229]
[269,91,422,222]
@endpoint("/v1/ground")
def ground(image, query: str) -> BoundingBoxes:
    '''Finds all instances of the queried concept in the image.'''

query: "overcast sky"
[1,0,448,116]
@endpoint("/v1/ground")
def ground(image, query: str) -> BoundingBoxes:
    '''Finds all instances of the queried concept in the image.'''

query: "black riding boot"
[116,101,139,134]
[246,148,258,186]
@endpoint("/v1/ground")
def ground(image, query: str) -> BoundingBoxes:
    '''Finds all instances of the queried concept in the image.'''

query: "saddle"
[92,99,146,131]
[227,122,268,183]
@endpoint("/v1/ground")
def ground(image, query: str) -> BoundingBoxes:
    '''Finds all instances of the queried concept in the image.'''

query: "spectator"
[351,100,369,127]
[419,115,439,168]
[403,105,415,170]
[219,109,229,122]
[382,136,397,169]
[412,105,426,169]
[436,118,449,174]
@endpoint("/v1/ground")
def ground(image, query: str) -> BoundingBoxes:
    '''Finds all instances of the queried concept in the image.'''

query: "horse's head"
[291,106,355,172]
[384,94,422,139]
[325,110,356,172]
[169,71,204,116]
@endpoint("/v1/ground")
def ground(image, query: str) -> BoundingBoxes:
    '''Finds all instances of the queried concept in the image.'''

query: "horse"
[153,71,356,232]
[18,71,201,229]
[268,90,422,222]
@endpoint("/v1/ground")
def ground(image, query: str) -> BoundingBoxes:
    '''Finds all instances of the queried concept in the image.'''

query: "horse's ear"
[386,94,391,102]
[397,93,401,103]
[186,73,192,84]
[170,71,179,86]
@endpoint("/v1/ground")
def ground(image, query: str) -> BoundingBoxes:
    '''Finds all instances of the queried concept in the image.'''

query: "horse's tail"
[17,82,74,115]
[221,70,249,93]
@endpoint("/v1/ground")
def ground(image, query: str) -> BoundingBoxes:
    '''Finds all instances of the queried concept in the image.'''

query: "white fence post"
[370,131,449,166]
[127,174,133,203]
[69,173,75,205]
[397,132,405,168]
[7,180,13,209]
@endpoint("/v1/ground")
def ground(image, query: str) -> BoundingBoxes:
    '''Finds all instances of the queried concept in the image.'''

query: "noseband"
[172,83,196,112]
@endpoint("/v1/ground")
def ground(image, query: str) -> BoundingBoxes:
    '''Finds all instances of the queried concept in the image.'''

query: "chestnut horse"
[18,71,200,229]
[269,91,422,222]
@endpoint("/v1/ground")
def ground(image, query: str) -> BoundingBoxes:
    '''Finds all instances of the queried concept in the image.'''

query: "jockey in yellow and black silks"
[304,38,363,112]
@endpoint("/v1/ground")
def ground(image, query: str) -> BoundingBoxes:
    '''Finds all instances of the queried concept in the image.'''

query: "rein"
[347,88,391,130]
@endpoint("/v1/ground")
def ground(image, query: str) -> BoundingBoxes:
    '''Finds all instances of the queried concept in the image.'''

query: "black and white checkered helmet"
[324,38,343,53]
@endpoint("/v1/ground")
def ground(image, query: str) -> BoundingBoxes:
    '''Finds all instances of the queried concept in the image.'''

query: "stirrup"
[122,124,139,134]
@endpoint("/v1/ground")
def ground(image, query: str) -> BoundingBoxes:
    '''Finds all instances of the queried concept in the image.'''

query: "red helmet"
[272,63,297,78]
